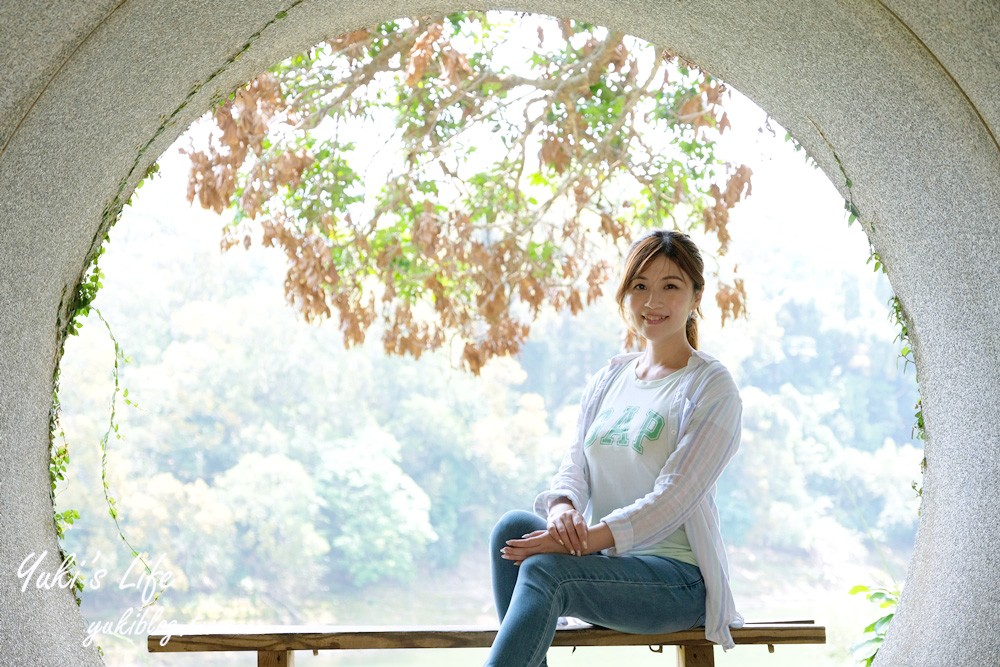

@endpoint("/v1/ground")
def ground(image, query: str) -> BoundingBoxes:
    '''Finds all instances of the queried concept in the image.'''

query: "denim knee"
[516,552,563,585]
[521,554,560,584]
[491,509,543,551]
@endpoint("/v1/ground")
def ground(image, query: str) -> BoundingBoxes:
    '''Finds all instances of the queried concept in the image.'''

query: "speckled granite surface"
[0,1,997,664]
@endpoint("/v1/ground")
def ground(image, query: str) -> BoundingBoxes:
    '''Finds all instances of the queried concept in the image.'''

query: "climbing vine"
[48,173,174,620]
[48,390,82,601]
[46,1,308,618]
[805,117,924,457]
[49,232,108,606]
[796,118,924,665]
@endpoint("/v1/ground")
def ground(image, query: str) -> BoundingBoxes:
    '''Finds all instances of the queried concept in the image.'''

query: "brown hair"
[614,230,706,348]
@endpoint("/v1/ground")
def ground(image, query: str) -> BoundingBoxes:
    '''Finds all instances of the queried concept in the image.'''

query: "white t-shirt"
[583,356,697,565]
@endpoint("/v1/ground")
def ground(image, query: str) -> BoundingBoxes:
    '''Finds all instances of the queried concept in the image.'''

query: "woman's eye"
[633,283,645,290]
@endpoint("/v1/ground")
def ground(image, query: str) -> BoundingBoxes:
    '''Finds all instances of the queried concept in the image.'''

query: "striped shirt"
[534,349,744,649]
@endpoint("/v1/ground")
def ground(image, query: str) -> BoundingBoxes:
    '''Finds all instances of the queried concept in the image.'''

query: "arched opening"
[1,2,996,665]
[54,11,920,665]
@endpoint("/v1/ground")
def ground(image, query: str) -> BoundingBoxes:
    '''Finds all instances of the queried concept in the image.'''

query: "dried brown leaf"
[405,22,442,87]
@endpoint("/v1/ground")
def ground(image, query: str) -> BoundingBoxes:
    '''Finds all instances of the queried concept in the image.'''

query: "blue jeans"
[486,510,706,667]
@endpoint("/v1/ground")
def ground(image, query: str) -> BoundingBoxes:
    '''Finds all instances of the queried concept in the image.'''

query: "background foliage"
[183,12,751,373]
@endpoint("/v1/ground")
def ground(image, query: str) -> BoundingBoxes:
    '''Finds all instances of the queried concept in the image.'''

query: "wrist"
[582,522,615,555]
[547,497,575,516]
[547,507,574,523]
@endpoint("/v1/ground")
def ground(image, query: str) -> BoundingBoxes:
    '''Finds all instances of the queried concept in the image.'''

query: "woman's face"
[623,254,701,348]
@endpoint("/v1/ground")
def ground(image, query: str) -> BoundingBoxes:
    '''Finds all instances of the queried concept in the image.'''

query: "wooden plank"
[731,624,826,646]
[678,645,715,667]
[258,651,294,667]
[148,623,824,653]
[149,626,500,652]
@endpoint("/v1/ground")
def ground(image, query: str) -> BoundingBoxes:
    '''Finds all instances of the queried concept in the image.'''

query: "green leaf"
[850,636,883,658]
[874,614,895,634]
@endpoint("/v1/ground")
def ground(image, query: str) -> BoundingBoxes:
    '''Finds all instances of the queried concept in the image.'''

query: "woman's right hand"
[546,499,589,556]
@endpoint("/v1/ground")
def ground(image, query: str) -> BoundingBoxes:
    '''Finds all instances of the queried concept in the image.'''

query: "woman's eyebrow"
[634,273,686,282]
[634,274,687,283]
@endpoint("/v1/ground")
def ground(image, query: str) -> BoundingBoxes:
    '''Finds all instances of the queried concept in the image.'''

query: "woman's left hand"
[500,530,571,564]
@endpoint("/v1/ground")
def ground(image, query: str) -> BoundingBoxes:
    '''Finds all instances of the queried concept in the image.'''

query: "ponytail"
[686,313,699,349]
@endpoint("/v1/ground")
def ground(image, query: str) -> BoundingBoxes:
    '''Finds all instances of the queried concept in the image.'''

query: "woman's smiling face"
[624,254,701,347]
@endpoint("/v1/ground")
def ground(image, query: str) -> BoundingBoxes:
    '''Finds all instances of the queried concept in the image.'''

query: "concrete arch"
[1,1,997,664]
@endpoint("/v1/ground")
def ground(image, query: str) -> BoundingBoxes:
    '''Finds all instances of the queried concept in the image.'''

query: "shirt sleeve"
[532,365,608,519]
[599,364,742,555]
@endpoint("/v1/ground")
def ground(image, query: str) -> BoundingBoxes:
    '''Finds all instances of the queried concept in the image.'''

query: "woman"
[486,230,744,666]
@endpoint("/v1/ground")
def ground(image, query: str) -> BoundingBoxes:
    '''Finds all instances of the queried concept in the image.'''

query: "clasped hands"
[500,502,590,565]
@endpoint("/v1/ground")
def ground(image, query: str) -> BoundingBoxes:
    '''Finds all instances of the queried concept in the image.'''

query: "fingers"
[505,531,547,549]
[500,520,592,565]
[546,504,574,553]
[547,511,588,556]
[500,528,560,563]
[500,546,527,564]
[551,520,579,555]
[500,530,548,565]
[569,512,589,554]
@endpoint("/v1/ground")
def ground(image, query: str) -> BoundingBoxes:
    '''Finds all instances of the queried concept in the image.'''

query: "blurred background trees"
[182,12,750,373]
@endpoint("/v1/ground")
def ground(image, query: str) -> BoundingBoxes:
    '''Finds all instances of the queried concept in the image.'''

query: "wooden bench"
[148,620,825,666]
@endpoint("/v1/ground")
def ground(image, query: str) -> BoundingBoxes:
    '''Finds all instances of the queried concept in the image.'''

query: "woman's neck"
[639,341,695,374]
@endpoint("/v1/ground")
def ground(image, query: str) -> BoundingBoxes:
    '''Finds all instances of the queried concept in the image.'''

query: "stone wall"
[1,1,996,664]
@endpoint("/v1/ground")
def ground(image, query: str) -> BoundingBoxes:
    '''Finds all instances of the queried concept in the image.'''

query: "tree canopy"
[184,11,751,372]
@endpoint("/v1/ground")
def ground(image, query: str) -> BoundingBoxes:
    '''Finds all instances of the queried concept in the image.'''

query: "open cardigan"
[534,349,744,649]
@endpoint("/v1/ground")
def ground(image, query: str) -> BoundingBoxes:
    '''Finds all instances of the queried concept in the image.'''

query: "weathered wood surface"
[678,644,715,667]
[257,651,294,667]
[148,622,825,653]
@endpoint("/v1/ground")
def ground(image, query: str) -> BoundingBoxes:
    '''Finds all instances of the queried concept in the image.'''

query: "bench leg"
[259,650,295,667]
[677,645,714,667]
